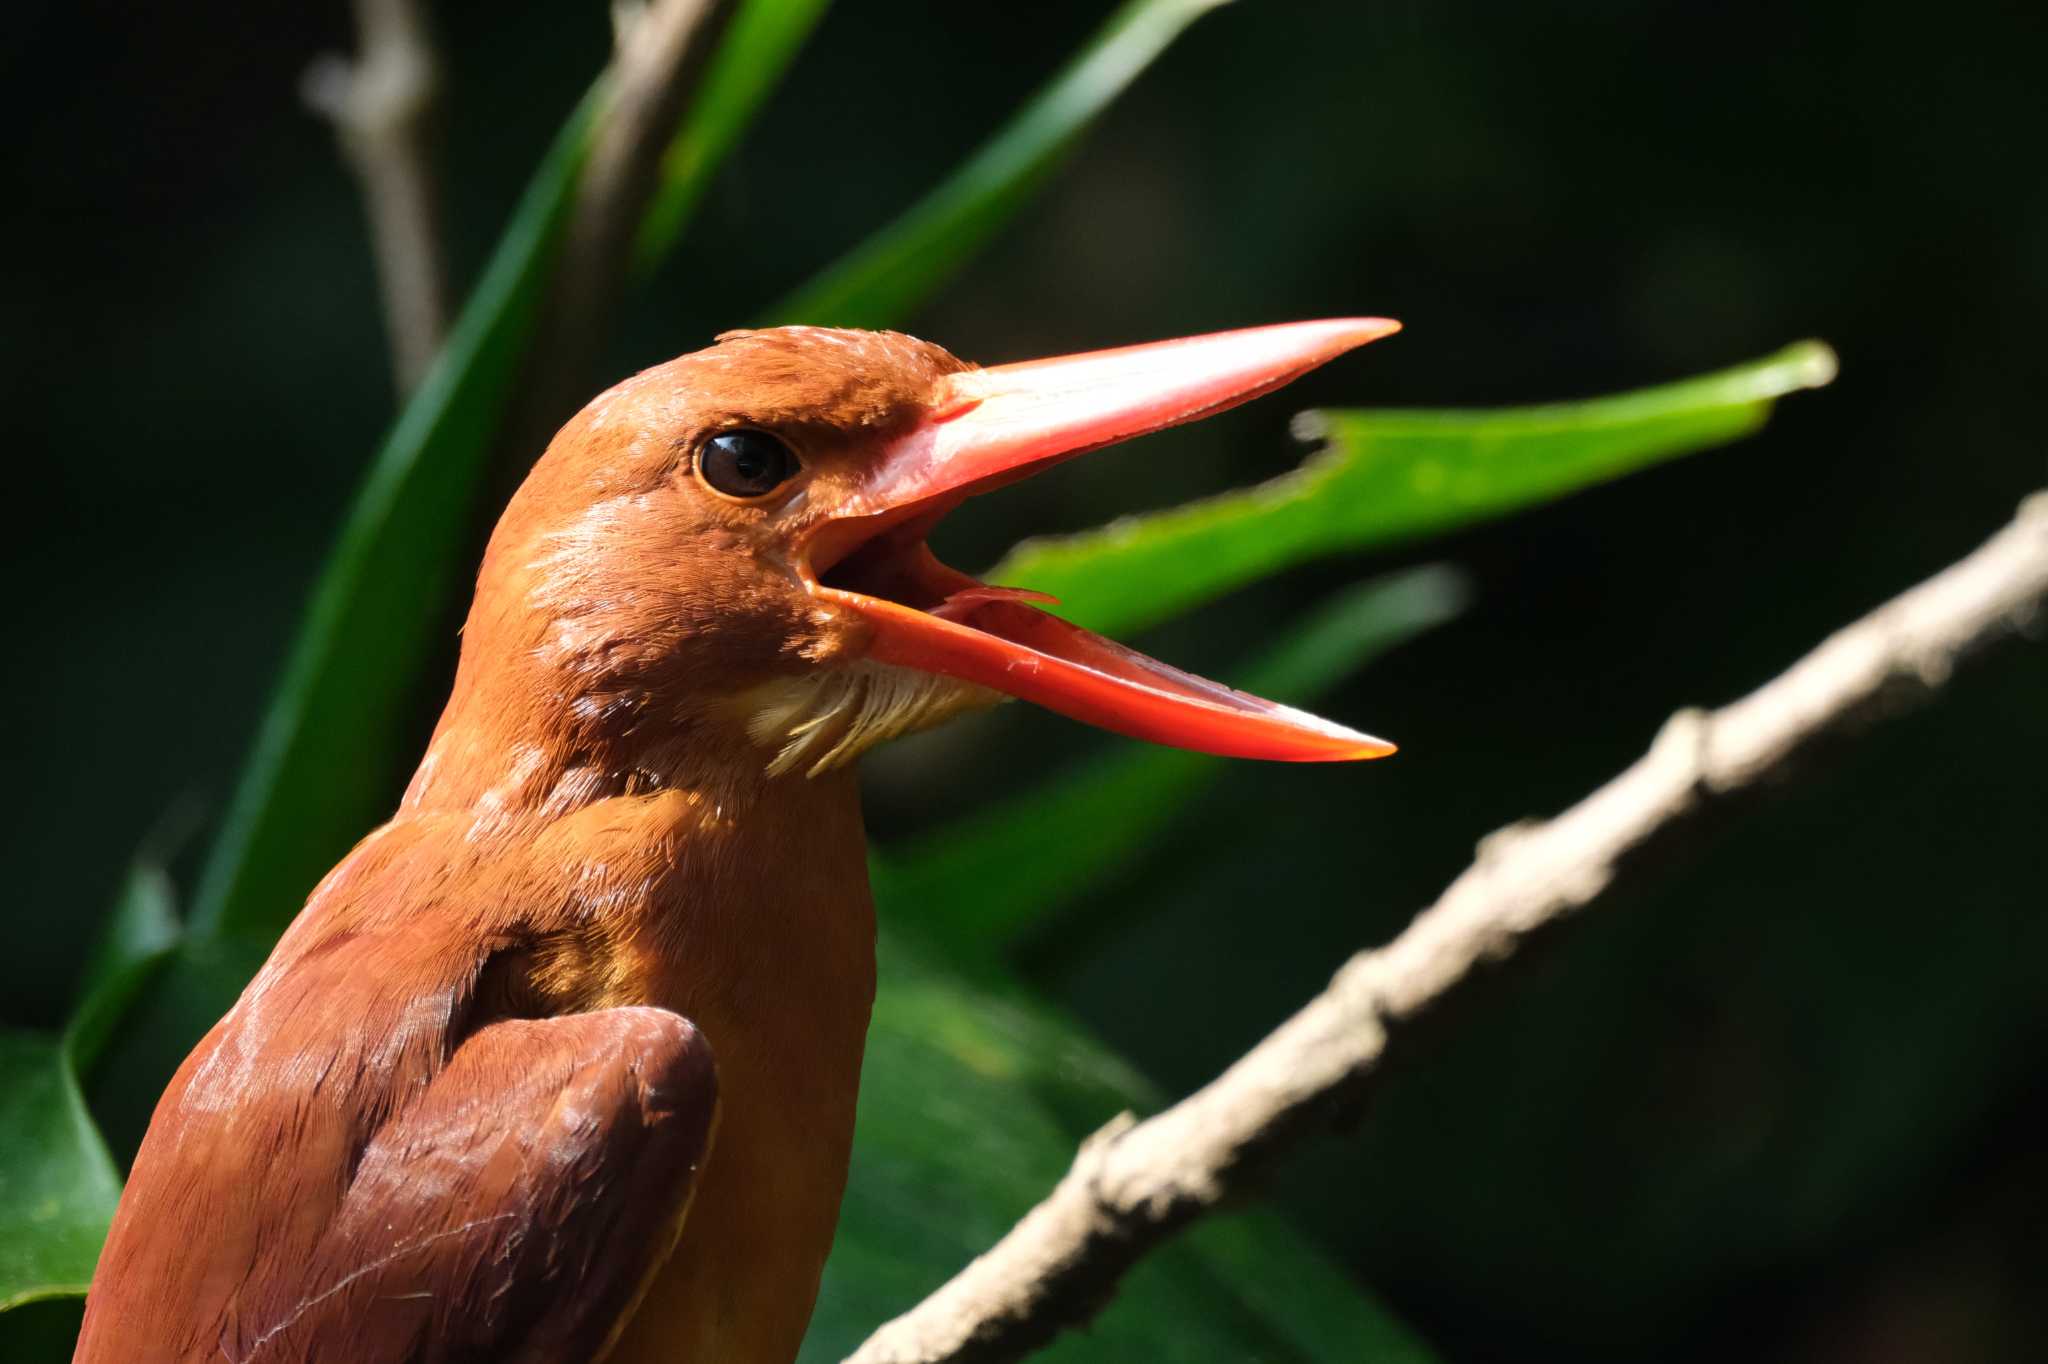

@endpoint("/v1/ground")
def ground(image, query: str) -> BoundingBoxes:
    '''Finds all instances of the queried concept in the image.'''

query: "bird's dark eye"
[697,429,799,499]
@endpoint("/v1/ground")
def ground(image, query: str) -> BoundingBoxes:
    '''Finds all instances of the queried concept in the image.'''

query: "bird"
[74,317,1400,1364]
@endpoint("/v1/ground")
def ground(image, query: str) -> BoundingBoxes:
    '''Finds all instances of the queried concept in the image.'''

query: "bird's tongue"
[927,583,1062,620]
[812,494,1390,765]
[813,319,1402,763]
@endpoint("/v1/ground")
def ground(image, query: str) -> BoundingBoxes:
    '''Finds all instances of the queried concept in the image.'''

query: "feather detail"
[739,661,1001,777]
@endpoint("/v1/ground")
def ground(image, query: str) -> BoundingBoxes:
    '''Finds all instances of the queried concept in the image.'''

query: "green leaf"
[0,864,179,1323]
[65,863,180,1078]
[188,87,604,940]
[0,1033,122,1313]
[993,341,1839,639]
[802,929,1432,1362]
[632,0,835,271]
[877,567,1467,956]
[766,0,1233,328]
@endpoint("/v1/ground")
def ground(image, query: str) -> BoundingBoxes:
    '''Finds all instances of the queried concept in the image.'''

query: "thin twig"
[304,0,449,395]
[845,490,2048,1364]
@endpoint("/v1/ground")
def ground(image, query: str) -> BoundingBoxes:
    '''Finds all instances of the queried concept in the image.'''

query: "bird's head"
[452,319,1400,787]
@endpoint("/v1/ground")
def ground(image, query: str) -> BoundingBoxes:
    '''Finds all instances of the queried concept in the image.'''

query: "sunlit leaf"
[802,928,1433,1362]
[877,567,1467,957]
[994,342,1839,638]
[632,0,835,270]
[766,0,1234,328]
[0,1034,121,1313]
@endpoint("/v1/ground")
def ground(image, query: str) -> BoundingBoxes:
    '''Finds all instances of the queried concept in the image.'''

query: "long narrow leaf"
[190,90,603,939]
[876,567,1466,956]
[766,0,1233,328]
[994,341,1839,639]
[632,0,835,270]
[197,0,856,941]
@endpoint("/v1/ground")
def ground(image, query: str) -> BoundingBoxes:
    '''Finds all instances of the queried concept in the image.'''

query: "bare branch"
[846,489,2048,1364]
[304,0,448,395]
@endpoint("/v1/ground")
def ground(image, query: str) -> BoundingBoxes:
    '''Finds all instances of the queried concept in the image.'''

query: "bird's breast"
[597,770,878,1364]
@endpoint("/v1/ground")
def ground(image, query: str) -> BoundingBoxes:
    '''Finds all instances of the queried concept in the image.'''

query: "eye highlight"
[697,429,799,500]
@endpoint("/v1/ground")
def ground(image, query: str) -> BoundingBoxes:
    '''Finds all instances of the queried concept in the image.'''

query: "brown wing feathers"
[233,1009,716,1363]
[74,926,718,1364]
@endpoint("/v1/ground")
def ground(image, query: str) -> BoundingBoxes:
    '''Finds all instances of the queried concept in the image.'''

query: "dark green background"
[6,1,2044,1359]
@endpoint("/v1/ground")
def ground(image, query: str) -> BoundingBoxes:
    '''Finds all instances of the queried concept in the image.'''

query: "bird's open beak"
[802,319,1402,761]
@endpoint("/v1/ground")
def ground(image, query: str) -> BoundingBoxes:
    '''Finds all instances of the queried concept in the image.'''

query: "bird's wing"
[76,921,718,1364]
[230,1007,718,1364]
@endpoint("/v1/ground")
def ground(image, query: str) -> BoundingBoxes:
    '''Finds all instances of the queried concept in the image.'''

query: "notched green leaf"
[995,341,1839,639]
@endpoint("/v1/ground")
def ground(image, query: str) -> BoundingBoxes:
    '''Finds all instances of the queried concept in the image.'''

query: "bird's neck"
[322,689,878,1364]
[399,643,780,817]
[389,678,875,980]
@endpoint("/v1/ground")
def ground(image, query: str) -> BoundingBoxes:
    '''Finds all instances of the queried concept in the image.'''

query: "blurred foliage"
[5,0,2043,1361]
[767,0,1232,328]
[192,89,601,942]
[634,0,835,270]
[805,929,1436,1363]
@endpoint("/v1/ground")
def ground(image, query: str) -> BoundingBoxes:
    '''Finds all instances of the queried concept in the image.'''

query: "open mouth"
[800,320,1402,763]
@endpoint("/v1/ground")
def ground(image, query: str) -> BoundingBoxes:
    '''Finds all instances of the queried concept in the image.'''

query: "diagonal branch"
[304,0,449,395]
[845,489,2048,1364]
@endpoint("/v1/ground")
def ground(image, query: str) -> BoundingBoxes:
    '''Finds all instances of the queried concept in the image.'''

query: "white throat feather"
[740,662,1000,778]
